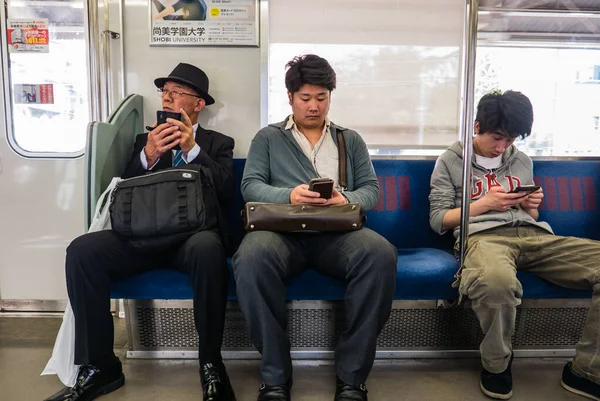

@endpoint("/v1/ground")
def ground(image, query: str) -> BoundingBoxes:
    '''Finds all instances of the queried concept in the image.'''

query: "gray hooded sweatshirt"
[429,141,553,241]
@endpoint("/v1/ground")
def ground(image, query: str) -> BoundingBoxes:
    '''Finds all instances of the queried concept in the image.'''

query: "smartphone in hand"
[308,178,334,199]
[157,110,183,125]
[156,110,183,150]
[508,185,540,194]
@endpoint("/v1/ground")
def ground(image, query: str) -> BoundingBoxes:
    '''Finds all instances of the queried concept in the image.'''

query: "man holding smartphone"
[45,63,236,401]
[123,62,233,203]
[233,54,397,401]
[429,90,600,400]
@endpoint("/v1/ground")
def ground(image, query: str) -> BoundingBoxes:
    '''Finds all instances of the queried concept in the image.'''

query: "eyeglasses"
[157,88,202,99]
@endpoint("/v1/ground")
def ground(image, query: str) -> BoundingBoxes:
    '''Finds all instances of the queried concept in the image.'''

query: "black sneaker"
[480,358,513,400]
[561,362,600,401]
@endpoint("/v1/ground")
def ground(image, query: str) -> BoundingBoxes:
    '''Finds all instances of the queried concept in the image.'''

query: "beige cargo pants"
[459,225,600,384]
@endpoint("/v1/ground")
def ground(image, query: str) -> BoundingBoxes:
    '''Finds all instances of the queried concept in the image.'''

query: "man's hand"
[325,188,348,205]
[520,188,544,210]
[475,185,528,213]
[167,109,196,153]
[290,184,328,205]
[144,122,182,167]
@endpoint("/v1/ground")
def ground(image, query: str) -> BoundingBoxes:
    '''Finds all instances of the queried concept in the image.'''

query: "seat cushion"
[517,271,590,299]
[110,248,592,300]
[111,247,460,300]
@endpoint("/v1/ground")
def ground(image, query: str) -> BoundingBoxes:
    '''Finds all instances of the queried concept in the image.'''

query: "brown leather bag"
[242,130,366,233]
[243,202,365,232]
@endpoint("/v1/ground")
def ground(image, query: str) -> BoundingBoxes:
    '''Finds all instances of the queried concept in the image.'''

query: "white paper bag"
[41,177,122,386]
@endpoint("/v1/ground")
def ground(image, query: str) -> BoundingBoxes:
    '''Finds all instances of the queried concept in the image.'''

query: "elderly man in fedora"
[44,63,236,401]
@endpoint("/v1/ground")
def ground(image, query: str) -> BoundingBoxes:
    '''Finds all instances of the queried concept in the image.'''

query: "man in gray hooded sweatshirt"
[430,90,600,400]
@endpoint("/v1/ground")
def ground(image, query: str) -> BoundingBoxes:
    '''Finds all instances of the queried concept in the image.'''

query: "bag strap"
[120,188,133,237]
[93,177,122,221]
[337,130,348,190]
[177,182,190,229]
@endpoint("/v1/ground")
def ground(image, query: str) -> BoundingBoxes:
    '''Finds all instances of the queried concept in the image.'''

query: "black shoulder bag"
[109,164,223,252]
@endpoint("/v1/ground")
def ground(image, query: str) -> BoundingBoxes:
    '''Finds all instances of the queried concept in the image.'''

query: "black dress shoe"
[200,362,237,401]
[334,376,368,401]
[257,379,292,401]
[44,361,125,401]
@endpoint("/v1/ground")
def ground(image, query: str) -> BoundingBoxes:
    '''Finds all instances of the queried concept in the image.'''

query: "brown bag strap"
[337,130,348,190]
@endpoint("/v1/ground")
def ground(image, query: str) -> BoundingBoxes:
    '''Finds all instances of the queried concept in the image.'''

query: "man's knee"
[347,230,397,281]
[232,231,287,285]
[461,266,522,307]
[66,232,106,276]
[184,230,225,260]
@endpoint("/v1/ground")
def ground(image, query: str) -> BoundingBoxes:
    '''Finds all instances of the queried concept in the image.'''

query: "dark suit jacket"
[122,125,235,206]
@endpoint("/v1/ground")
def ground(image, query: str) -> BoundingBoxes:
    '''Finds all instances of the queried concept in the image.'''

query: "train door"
[0,0,123,307]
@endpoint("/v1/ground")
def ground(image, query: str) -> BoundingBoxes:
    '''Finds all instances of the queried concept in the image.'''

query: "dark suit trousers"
[66,229,228,366]
[232,228,397,387]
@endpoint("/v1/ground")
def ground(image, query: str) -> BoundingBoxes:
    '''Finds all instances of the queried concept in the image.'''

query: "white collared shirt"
[286,115,340,189]
[140,123,200,170]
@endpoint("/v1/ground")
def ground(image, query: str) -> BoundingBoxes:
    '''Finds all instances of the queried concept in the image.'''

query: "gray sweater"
[241,120,379,210]
[429,141,553,240]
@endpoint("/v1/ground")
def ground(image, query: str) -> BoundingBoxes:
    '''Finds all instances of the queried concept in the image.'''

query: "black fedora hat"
[154,63,215,105]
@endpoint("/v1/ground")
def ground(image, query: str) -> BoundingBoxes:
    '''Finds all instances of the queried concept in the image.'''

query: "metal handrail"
[101,29,120,120]
[86,0,102,121]
[457,0,479,272]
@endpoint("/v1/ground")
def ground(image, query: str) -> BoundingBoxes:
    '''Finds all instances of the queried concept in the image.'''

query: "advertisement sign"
[14,84,54,104]
[150,0,258,46]
[7,19,50,53]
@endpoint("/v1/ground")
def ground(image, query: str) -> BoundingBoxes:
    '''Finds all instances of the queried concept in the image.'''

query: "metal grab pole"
[458,0,479,270]
[86,0,102,122]
[101,29,120,120]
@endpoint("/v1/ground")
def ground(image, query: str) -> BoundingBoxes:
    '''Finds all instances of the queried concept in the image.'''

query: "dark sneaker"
[561,362,600,401]
[480,358,513,400]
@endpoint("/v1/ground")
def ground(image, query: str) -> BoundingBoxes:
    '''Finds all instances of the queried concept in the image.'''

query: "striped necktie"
[172,149,185,167]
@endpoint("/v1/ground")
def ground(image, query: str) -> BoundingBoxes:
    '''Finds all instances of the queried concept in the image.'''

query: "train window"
[268,0,465,156]
[475,47,600,157]
[4,0,88,156]
[477,0,600,157]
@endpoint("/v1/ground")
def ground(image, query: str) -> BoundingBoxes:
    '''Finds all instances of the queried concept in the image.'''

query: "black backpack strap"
[337,130,348,191]
[177,182,190,229]
[121,188,133,236]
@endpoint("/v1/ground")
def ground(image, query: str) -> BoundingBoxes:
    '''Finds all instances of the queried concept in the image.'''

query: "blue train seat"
[111,159,598,301]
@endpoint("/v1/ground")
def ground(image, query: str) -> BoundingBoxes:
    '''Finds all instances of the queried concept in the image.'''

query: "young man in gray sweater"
[232,54,397,401]
[430,90,600,400]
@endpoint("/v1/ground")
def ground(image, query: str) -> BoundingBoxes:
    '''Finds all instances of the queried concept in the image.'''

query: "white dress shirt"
[285,115,340,189]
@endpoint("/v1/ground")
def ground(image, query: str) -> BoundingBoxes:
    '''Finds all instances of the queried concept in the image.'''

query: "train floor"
[0,315,586,401]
